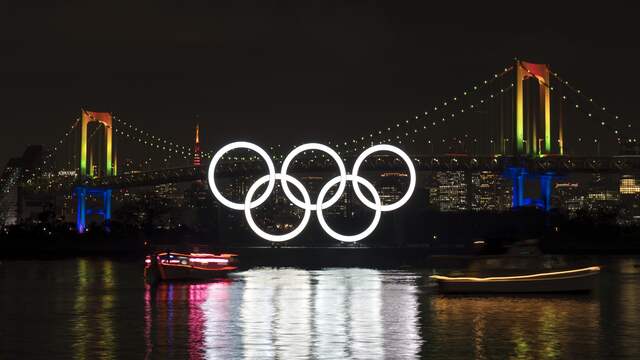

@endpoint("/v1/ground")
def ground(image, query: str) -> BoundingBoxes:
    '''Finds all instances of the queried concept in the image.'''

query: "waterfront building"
[0,158,22,225]
[428,171,468,212]
[377,172,408,206]
[470,171,511,211]
[619,175,640,195]
[554,182,582,214]
[154,183,184,206]
[619,175,640,225]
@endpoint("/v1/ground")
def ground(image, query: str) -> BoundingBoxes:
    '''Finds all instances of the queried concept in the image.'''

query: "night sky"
[1,1,639,166]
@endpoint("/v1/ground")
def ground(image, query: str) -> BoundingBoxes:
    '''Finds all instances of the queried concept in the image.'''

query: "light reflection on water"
[0,258,639,359]
[425,295,601,359]
[146,268,419,359]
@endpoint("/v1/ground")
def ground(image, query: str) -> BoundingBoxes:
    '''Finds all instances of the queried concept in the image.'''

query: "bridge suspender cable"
[335,65,515,155]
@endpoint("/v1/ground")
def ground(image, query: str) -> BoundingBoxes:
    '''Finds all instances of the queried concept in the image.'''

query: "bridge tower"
[514,60,557,156]
[508,60,561,211]
[75,109,115,233]
[193,123,201,167]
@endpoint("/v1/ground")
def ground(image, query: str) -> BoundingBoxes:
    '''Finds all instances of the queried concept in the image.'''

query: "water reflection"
[380,272,422,359]
[315,269,385,359]
[71,259,118,360]
[1,259,639,359]
[425,295,600,359]
[144,283,153,360]
[72,259,89,360]
[99,261,116,359]
[601,260,640,359]
[144,268,422,359]
[202,280,241,359]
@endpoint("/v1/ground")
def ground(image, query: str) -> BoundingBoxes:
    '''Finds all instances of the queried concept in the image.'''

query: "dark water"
[1,258,639,359]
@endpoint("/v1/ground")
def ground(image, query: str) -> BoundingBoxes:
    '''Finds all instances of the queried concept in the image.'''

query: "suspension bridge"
[16,60,640,233]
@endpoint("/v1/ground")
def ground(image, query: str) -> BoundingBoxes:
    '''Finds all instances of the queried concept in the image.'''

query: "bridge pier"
[509,167,526,208]
[505,167,556,211]
[75,186,112,233]
[539,173,553,211]
[75,187,86,233]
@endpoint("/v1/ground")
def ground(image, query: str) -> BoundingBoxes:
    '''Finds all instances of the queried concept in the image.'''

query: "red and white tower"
[193,124,201,166]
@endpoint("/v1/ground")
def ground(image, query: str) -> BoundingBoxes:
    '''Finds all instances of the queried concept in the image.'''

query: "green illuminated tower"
[514,60,557,156]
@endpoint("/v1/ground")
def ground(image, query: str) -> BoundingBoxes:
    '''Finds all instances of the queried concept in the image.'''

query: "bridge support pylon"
[514,60,554,157]
[505,167,556,211]
[75,109,115,233]
[75,186,112,233]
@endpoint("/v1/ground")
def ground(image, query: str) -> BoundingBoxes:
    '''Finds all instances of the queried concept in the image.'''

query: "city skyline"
[2,4,640,359]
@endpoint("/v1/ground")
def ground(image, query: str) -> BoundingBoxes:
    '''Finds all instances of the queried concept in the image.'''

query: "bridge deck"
[25,155,640,194]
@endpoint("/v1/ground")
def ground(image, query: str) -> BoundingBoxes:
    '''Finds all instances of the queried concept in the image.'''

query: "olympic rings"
[352,144,416,212]
[208,142,416,242]
[281,143,347,211]
[316,175,381,242]
[207,141,276,211]
[244,173,312,242]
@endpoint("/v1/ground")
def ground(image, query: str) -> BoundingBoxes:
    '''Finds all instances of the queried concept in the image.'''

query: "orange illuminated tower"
[80,109,114,178]
[193,124,201,166]
[514,60,555,156]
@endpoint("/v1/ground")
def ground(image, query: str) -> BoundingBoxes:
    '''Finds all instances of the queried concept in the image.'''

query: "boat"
[430,266,600,294]
[145,252,239,284]
[470,238,570,271]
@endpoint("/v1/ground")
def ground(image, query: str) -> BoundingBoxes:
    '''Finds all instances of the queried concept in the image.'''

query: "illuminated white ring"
[352,144,416,212]
[244,173,312,242]
[281,143,347,211]
[208,141,276,210]
[316,174,381,242]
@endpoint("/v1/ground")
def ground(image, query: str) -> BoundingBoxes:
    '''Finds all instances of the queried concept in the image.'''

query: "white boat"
[430,266,600,294]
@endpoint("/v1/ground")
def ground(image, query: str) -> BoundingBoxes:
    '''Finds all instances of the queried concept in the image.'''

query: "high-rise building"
[619,175,640,225]
[554,182,582,214]
[583,174,620,213]
[154,183,184,206]
[585,190,619,212]
[428,171,468,212]
[377,172,408,206]
[0,158,23,225]
[0,146,48,224]
[619,175,640,195]
[470,171,511,211]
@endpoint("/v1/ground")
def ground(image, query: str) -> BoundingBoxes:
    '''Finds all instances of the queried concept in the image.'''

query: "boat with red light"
[145,252,239,284]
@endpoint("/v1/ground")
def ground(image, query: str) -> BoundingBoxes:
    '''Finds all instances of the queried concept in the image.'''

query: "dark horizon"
[2,2,640,166]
